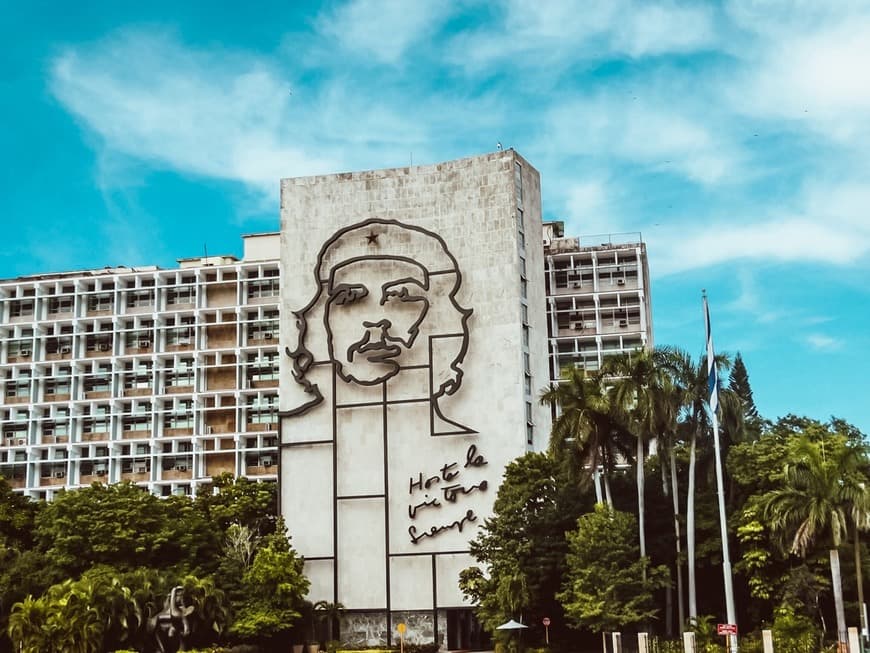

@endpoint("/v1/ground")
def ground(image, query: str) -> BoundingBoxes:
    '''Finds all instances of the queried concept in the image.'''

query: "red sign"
[717,624,738,636]
[542,618,551,627]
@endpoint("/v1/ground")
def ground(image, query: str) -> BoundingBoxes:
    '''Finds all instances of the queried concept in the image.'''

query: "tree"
[195,474,278,536]
[762,434,870,648]
[558,504,669,633]
[671,349,734,619]
[540,369,631,506]
[728,353,760,423]
[461,453,586,642]
[34,482,219,576]
[229,521,309,645]
[605,347,677,572]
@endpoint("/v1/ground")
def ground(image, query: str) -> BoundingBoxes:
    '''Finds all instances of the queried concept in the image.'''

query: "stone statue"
[149,585,195,653]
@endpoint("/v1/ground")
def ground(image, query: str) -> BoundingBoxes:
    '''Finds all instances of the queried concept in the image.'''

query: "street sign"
[717,624,738,636]
[397,623,406,634]
[542,618,551,627]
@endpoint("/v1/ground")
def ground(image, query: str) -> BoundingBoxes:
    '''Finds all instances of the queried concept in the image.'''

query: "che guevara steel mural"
[283,218,488,545]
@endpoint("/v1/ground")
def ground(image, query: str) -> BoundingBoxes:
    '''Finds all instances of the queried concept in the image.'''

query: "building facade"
[543,221,653,380]
[0,234,281,499]
[278,150,551,648]
[0,151,652,648]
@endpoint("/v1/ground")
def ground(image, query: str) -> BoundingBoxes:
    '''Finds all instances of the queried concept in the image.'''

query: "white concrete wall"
[278,151,550,614]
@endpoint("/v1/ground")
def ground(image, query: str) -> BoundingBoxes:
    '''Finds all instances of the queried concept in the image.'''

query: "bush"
[772,606,819,653]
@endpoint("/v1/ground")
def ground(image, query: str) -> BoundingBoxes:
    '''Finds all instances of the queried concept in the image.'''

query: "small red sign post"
[717,624,738,636]
[542,618,551,645]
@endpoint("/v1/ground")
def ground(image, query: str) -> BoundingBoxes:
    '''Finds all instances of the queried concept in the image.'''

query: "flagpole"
[704,290,737,653]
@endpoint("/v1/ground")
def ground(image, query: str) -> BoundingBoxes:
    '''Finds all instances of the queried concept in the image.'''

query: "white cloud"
[546,96,739,185]
[316,0,453,64]
[48,30,459,202]
[450,0,716,70]
[50,32,336,199]
[726,4,870,143]
[649,214,869,277]
[805,334,843,351]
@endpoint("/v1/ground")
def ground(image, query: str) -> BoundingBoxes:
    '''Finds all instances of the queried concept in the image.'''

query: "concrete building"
[278,150,550,649]
[543,221,653,380]
[0,151,652,648]
[0,234,281,499]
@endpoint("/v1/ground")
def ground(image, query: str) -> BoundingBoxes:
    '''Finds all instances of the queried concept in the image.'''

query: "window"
[120,402,152,432]
[520,278,527,299]
[8,337,33,358]
[248,310,278,341]
[247,351,279,382]
[83,405,111,434]
[45,367,72,396]
[165,358,195,388]
[521,304,528,325]
[87,293,113,312]
[247,276,279,299]
[167,285,195,306]
[514,161,523,208]
[46,326,73,355]
[5,370,30,399]
[125,320,153,348]
[84,364,112,394]
[126,289,154,309]
[164,400,194,429]
[48,296,74,314]
[525,401,534,445]
[522,325,530,348]
[9,300,34,318]
[524,373,532,396]
[247,394,277,425]
[123,361,153,391]
[165,316,195,346]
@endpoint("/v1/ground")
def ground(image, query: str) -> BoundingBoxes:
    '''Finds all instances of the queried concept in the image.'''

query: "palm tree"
[540,368,631,506]
[604,347,673,567]
[313,600,345,643]
[671,350,733,620]
[762,436,870,649]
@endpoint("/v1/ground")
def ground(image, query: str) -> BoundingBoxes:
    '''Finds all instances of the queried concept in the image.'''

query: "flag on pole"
[704,293,719,414]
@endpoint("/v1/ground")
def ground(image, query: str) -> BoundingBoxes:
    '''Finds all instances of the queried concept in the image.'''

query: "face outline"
[324,257,431,385]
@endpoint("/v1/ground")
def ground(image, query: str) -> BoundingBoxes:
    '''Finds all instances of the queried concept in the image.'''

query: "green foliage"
[685,615,722,653]
[228,522,309,642]
[34,482,219,576]
[771,604,820,653]
[735,509,773,600]
[461,452,586,641]
[559,504,669,633]
[195,474,278,535]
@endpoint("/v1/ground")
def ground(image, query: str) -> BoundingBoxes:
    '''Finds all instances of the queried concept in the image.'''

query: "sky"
[1,0,869,433]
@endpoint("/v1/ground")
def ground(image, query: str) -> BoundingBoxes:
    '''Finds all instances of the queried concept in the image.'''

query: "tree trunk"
[604,472,613,508]
[830,547,848,648]
[637,434,647,563]
[662,459,674,637]
[687,427,698,619]
[671,447,686,629]
[593,467,604,504]
[856,524,866,637]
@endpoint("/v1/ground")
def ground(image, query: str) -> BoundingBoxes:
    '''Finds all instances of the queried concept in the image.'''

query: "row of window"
[2,271,279,319]
[2,313,278,358]
[3,354,278,401]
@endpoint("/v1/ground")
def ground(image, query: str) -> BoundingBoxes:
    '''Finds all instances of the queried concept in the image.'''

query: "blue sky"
[2,0,869,432]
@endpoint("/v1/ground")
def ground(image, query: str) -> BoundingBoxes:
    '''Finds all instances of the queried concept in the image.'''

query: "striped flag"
[704,293,719,414]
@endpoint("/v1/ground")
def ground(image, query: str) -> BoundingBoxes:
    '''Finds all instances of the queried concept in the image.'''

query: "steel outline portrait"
[284,218,474,434]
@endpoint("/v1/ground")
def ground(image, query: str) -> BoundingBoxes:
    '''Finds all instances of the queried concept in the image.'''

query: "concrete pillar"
[762,629,773,653]
[612,631,622,653]
[849,627,861,653]
[638,632,649,653]
[683,631,696,653]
